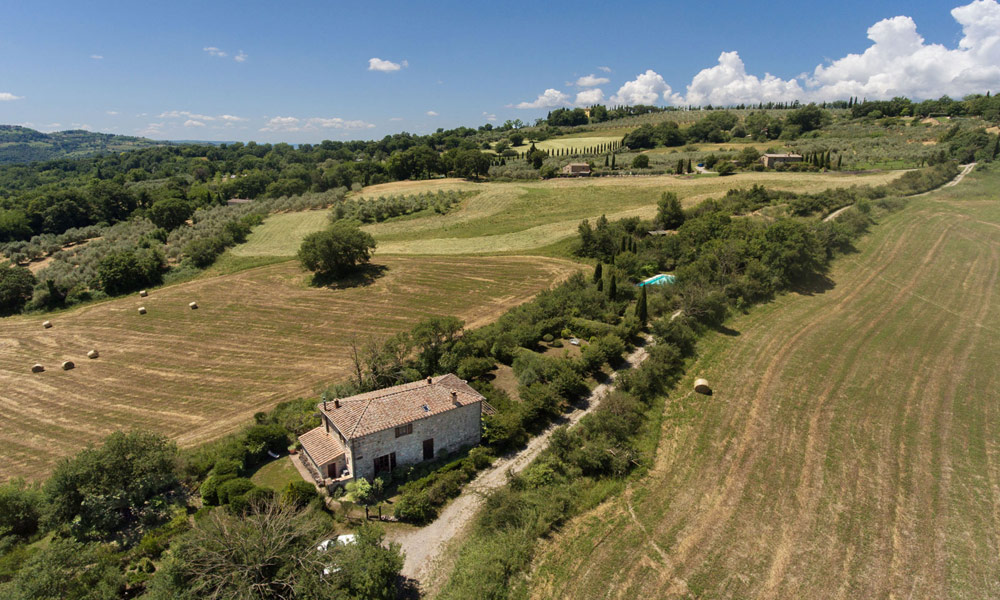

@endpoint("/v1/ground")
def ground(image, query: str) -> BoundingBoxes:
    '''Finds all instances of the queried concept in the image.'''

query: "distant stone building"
[561,162,591,176]
[760,153,803,168]
[297,374,492,485]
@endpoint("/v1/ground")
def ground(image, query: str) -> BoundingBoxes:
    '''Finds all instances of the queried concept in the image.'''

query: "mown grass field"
[510,135,621,154]
[232,171,905,258]
[527,166,1000,599]
[0,255,582,481]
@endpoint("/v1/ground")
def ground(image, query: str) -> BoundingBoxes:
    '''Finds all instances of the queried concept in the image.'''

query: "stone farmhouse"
[561,162,591,176]
[760,153,803,168]
[298,374,492,486]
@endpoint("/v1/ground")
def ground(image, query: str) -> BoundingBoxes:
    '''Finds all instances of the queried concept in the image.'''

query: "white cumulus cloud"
[260,116,374,132]
[514,88,570,109]
[184,120,206,127]
[90,54,103,60]
[369,57,407,72]
[234,51,248,63]
[597,66,612,73]
[680,51,804,106]
[0,92,23,101]
[576,74,610,87]
[203,46,227,57]
[610,70,674,105]
[672,0,1000,105]
[426,110,439,116]
[106,110,119,116]
[159,110,248,123]
[575,88,605,106]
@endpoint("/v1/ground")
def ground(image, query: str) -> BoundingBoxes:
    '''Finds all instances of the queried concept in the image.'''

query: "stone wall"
[347,402,482,481]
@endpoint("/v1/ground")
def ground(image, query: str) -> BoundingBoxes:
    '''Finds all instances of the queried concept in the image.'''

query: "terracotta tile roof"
[299,425,346,466]
[319,374,486,439]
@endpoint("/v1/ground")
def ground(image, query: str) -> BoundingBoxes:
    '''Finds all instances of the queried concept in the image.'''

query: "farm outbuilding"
[760,153,803,168]
[560,163,591,176]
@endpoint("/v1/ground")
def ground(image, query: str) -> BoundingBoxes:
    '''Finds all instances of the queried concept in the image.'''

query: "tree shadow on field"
[710,323,741,337]
[309,263,388,289]
[790,272,836,296]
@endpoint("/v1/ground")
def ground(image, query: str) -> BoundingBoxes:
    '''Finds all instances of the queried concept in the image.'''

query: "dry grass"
[0,255,583,481]
[234,171,906,258]
[352,178,476,199]
[527,167,1000,599]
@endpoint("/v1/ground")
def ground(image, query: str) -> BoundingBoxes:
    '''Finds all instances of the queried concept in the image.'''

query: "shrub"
[394,490,436,523]
[631,154,650,169]
[281,480,318,508]
[216,478,255,505]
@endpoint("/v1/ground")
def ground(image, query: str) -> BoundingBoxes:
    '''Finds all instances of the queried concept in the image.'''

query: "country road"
[389,337,652,591]
[824,162,976,222]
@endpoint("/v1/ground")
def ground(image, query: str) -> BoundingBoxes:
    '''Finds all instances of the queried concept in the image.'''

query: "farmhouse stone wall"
[347,402,482,481]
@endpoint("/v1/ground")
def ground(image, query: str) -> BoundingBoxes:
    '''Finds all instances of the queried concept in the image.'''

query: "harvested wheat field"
[0,255,582,481]
[529,167,1000,599]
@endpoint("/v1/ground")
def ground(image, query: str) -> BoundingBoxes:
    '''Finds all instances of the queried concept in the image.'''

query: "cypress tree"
[636,285,648,325]
[609,275,617,300]
[597,278,604,292]
[593,262,603,283]
[620,236,628,253]
[605,154,609,167]
[686,158,693,173]
[837,155,843,169]
[612,153,617,169]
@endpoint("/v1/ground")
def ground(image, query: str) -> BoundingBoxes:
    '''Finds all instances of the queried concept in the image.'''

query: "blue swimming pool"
[638,274,676,286]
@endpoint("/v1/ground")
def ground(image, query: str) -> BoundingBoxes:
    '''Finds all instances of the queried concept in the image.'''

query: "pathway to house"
[388,337,651,592]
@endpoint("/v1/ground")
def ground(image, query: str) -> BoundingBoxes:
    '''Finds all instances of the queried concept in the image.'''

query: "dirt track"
[389,339,651,594]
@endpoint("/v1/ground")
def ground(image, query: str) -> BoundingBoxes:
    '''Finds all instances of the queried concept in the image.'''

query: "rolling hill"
[0,125,168,164]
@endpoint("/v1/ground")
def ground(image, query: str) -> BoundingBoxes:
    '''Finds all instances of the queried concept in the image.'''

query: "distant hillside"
[0,125,168,164]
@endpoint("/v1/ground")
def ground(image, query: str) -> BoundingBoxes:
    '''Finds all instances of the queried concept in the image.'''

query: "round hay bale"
[87,349,99,359]
[139,290,148,297]
[61,361,75,371]
[138,306,147,315]
[31,364,44,373]
[694,378,712,395]
[189,301,198,310]
[42,320,53,329]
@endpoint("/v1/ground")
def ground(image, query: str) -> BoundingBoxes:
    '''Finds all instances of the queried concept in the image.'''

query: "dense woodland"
[0,126,167,165]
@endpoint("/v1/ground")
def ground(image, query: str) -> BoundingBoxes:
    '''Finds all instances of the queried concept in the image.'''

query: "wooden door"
[423,438,434,460]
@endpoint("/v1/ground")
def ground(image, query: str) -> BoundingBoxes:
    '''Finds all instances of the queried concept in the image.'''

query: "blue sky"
[1,0,997,143]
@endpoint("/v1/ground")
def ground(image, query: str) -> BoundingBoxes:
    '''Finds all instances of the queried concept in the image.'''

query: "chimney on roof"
[427,376,433,385]
[323,399,327,410]
[451,390,459,405]
[334,399,340,409]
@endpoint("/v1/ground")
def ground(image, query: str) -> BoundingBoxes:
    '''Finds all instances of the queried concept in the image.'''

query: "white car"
[569,338,580,346]
[317,534,356,552]
[318,534,357,576]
